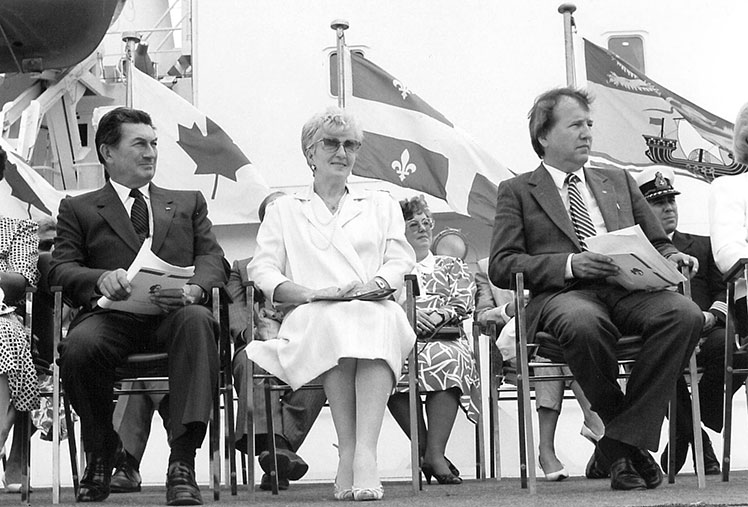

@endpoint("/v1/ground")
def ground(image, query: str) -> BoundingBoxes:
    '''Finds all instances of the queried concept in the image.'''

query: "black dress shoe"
[632,449,663,489]
[700,431,721,475]
[166,461,202,506]
[609,457,647,491]
[110,451,142,493]
[77,454,115,502]
[258,449,309,481]
[659,438,689,475]
[259,473,289,491]
[585,447,611,479]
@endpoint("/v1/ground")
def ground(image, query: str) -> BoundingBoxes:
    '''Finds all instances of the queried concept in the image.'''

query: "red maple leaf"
[177,117,250,198]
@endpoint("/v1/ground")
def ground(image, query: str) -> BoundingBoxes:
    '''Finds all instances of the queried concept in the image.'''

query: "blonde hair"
[300,106,363,169]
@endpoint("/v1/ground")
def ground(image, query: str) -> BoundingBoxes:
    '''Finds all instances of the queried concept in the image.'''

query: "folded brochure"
[584,225,686,291]
[309,287,396,302]
[97,239,195,314]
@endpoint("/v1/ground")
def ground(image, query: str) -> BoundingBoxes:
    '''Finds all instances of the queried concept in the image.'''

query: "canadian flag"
[129,67,270,224]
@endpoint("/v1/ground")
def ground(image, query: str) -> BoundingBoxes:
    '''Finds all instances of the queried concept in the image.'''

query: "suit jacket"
[672,230,726,320]
[227,257,251,344]
[489,164,677,336]
[50,181,226,311]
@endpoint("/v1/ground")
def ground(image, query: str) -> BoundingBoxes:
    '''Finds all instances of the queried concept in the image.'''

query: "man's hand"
[149,284,204,314]
[571,252,620,279]
[702,311,716,333]
[668,252,699,278]
[97,269,131,301]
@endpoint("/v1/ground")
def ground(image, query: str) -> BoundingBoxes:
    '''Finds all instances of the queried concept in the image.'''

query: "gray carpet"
[18,472,748,507]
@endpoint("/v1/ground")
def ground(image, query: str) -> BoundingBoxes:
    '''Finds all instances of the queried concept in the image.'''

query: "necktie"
[566,173,596,250]
[130,188,149,244]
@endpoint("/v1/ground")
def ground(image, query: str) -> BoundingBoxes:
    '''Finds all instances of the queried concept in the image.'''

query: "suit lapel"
[149,184,176,253]
[97,183,141,254]
[585,168,619,231]
[672,231,692,252]
[529,165,579,247]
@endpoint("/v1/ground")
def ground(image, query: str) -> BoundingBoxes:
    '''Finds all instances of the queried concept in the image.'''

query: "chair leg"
[246,370,255,497]
[667,394,677,484]
[264,380,280,495]
[688,353,705,489]
[210,390,221,501]
[20,411,30,504]
[722,324,735,482]
[223,382,238,495]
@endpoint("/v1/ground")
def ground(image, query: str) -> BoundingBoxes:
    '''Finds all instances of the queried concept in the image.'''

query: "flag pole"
[122,31,141,108]
[558,3,577,87]
[330,19,349,108]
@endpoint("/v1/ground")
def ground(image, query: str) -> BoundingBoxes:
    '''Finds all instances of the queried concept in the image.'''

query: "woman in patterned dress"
[388,195,479,485]
[0,146,40,458]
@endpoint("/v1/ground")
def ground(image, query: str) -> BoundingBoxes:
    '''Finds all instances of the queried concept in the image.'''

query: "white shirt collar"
[110,179,150,205]
[543,162,586,190]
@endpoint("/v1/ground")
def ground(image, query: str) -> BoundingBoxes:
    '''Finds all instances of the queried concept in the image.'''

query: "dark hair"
[95,107,154,164]
[0,145,6,182]
[399,194,431,221]
[528,87,593,158]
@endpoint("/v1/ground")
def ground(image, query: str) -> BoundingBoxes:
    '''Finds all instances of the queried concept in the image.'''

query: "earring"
[310,164,316,173]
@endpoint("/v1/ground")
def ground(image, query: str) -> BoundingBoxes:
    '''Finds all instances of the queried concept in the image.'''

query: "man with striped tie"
[50,107,227,505]
[489,87,702,491]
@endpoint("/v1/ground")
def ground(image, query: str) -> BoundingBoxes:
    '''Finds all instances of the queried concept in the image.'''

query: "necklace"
[317,189,347,213]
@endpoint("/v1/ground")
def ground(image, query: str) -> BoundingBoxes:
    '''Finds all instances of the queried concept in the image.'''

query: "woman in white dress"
[246,107,416,501]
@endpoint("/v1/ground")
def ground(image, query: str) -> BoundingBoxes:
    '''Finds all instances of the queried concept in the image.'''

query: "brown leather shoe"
[110,451,142,493]
[77,454,114,502]
[610,457,647,491]
[631,449,663,489]
[585,447,611,479]
[165,461,202,506]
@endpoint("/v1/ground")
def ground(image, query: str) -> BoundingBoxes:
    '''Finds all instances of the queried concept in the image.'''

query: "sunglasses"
[312,137,362,154]
[406,218,434,233]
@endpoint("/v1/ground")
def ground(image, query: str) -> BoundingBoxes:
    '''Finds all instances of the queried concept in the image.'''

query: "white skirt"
[246,299,416,390]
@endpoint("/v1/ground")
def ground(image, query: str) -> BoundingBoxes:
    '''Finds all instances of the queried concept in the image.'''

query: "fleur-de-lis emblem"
[392,149,417,181]
[392,79,411,100]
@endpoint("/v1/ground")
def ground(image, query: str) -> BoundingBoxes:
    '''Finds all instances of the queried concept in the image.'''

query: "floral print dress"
[395,253,480,423]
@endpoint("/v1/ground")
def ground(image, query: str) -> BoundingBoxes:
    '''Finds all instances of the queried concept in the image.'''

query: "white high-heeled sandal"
[352,484,384,501]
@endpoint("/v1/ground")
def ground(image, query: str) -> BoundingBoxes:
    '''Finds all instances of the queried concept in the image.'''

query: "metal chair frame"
[50,285,238,502]
[719,259,748,481]
[244,274,423,498]
[508,271,705,493]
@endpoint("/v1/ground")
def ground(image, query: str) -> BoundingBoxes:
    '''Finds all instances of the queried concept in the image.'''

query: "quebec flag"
[334,53,513,226]
[130,67,270,224]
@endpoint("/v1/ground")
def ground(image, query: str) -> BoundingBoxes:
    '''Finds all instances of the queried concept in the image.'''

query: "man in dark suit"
[228,192,326,491]
[636,167,748,475]
[490,87,703,491]
[50,107,227,505]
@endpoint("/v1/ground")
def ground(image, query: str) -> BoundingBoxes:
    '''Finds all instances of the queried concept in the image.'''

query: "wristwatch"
[373,277,388,290]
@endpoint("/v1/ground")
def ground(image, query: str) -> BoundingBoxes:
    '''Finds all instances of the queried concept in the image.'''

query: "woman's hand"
[415,309,443,335]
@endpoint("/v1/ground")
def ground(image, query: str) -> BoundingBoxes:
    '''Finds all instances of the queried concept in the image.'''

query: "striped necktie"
[566,173,596,250]
[129,188,149,244]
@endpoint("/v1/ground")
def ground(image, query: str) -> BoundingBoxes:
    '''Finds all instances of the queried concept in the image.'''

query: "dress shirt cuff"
[564,254,575,280]
[498,302,512,324]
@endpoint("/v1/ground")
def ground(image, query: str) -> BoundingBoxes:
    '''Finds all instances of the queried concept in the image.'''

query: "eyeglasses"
[311,137,362,154]
[406,218,434,233]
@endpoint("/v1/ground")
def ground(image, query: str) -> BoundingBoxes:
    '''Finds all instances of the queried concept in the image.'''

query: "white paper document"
[584,225,686,291]
[97,240,195,315]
